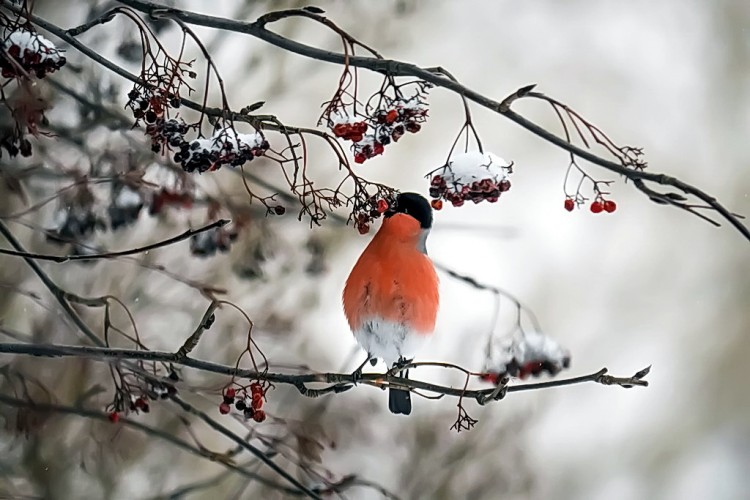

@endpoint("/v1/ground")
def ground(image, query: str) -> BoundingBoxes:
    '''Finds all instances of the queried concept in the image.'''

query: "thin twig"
[0,342,650,403]
[0,219,229,262]
[175,301,219,360]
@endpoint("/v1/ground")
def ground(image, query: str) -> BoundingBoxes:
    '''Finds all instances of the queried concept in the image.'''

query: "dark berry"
[564,198,575,212]
[19,139,32,157]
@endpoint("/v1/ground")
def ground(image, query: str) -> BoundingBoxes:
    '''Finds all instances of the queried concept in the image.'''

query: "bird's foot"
[350,353,372,383]
[393,356,414,371]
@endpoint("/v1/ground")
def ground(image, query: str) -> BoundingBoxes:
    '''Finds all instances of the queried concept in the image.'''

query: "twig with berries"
[0,392,303,494]
[105,0,747,241]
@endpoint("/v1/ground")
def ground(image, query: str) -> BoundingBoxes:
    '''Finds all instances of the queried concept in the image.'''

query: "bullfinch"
[342,192,439,415]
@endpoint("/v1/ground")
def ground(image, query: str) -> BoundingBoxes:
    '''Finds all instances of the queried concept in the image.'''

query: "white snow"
[442,150,512,186]
[114,186,142,208]
[486,329,571,374]
[4,29,64,63]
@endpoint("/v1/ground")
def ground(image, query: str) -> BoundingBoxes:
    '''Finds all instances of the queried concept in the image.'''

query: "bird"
[342,192,439,415]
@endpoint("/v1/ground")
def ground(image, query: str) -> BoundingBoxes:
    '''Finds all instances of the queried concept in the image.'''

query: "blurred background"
[1,1,748,499]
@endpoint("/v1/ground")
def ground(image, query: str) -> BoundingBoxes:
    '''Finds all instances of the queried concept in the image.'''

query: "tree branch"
[0,393,307,495]
[109,0,748,241]
[0,219,229,262]
[0,342,650,404]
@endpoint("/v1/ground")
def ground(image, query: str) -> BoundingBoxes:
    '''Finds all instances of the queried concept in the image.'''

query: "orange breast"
[343,215,439,335]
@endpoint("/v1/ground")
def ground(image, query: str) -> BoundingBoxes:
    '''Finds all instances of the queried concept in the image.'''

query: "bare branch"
[0,342,650,403]
[0,219,230,262]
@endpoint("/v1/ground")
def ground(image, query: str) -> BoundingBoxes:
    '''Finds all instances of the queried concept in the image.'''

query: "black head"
[385,192,433,229]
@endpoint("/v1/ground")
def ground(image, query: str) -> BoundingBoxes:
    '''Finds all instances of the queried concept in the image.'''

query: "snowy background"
[1,1,749,499]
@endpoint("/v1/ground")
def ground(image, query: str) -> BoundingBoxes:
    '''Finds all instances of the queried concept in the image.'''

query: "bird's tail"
[388,368,412,415]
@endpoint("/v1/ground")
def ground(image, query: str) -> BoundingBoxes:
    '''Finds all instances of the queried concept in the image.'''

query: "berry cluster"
[331,117,368,142]
[480,330,571,383]
[107,371,179,423]
[218,384,266,422]
[564,197,617,213]
[589,198,617,214]
[0,136,32,158]
[190,225,239,257]
[126,86,179,125]
[352,96,428,164]
[177,128,270,173]
[324,87,429,165]
[127,87,270,173]
[147,117,189,153]
[428,151,513,208]
[353,197,390,235]
[109,184,144,230]
[1,30,66,79]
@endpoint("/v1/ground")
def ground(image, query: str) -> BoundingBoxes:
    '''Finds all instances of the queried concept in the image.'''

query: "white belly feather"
[352,317,427,367]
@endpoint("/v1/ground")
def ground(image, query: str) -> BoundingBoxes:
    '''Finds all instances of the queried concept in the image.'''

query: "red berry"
[430,199,443,210]
[134,397,147,410]
[376,199,389,213]
[252,393,264,409]
[603,200,617,213]
[564,198,575,212]
[354,153,366,164]
[250,383,262,395]
[498,179,511,192]
[487,196,499,203]
[219,402,231,414]
[252,409,266,422]
[479,372,501,385]
[385,109,399,124]
[354,121,368,134]
[108,412,120,423]
[431,175,443,186]
[357,223,370,235]
[372,142,385,156]
[451,198,465,207]
[332,124,348,137]
[350,133,364,143]
[224,387,236,399]
[590,201,603,213]
[405,122,421,134]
